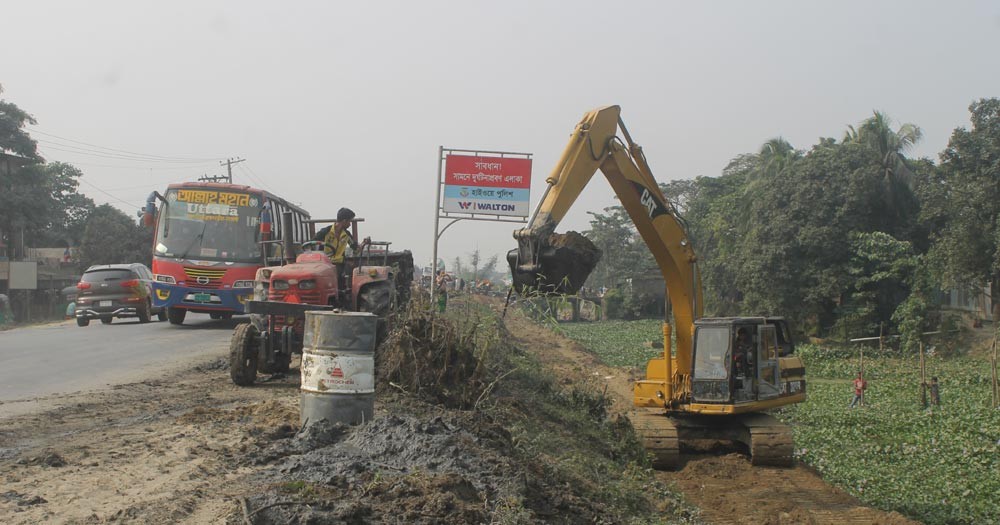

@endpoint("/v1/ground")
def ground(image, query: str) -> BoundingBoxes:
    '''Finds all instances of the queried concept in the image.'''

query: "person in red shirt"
[849,371,867,408]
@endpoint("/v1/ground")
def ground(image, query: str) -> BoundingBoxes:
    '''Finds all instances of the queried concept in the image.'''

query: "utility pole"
[198,174,229,183]
[220,157,245,184]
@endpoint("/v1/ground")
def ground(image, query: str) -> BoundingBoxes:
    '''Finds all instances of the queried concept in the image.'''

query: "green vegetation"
[779,345,1000,525]
[561,319,1000,525]
[559,319,663,367]
[581,99,1000,347]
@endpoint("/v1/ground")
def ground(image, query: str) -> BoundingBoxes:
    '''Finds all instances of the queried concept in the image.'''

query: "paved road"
[0,315,243,406]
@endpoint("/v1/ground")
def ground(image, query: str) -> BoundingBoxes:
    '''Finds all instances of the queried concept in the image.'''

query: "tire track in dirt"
[492,296,921,525]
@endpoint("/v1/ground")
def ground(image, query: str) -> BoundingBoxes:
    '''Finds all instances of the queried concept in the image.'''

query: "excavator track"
[629,409,679,469]
[738,413,795,467]
[630,410,794,469]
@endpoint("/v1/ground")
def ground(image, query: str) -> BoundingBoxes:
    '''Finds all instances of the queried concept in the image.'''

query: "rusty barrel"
[300,311,377,426]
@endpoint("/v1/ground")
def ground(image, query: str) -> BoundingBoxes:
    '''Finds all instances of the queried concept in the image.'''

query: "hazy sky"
[3,1,999,271]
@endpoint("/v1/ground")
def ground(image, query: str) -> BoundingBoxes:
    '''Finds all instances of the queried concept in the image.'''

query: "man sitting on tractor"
[314,207,359,264]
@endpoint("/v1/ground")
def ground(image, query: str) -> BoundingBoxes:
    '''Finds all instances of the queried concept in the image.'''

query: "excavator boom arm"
[510,105,703,382]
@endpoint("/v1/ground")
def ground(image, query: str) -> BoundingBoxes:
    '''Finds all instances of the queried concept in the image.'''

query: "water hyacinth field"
[559,321,1000,525]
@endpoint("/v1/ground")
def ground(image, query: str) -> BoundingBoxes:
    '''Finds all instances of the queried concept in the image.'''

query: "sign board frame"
[432,147,532,304]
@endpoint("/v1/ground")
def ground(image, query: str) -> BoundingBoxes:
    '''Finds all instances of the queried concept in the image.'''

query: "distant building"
[0,151,32,176]
[939,285,992,322]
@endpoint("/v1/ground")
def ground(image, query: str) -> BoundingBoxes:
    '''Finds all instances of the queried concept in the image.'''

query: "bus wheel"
[167,307,186,325]
[229,323,259,386]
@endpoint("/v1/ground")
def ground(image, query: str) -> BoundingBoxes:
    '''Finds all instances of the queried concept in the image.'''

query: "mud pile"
[241,400,624,524]
[509,231,602,295]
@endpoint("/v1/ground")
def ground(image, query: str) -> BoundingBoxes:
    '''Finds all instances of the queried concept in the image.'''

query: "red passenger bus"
[142,182,310,325]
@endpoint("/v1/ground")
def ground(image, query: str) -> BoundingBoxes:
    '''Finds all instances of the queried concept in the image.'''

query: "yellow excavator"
[507,105,806,468]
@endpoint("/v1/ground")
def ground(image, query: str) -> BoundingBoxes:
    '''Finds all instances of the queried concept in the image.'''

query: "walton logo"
[458,202,473,210]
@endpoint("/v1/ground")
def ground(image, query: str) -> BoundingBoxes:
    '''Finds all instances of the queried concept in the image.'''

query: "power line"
[78,178,141,210]
[37,140,219,164]
[56,161,217,171]
[30,127,220,162]
[238,163,276,193]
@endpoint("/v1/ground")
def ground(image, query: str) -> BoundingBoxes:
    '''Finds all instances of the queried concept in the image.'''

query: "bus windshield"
[154,188,262,263]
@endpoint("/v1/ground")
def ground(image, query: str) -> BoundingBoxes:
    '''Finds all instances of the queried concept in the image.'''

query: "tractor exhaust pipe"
[282,211,295,265]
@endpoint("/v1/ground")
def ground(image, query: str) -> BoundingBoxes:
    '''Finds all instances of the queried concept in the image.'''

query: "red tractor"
[229,227,413,386]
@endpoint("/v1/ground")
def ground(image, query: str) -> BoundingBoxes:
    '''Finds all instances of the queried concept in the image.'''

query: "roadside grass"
[444,299,700,524]
[494,346,699,524]
[560,319,1000,525]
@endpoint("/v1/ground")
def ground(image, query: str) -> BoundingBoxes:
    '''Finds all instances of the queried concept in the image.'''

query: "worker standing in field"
[849,371,868,408]
[929,376,941,407]
[435,271,452,313]
[314,207,359,264]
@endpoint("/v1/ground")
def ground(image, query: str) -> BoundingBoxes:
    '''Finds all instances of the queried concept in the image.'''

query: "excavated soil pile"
[511,231,602,295]
[242,409,525,524]
[241,395,626,524]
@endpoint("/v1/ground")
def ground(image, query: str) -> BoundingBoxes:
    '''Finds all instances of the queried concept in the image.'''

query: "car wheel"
[138,302,151,323]
[229,323,259,386]
[76,317,89,327]
[101,317,113,325]
[167,307,186,325]
[157,308,167,322]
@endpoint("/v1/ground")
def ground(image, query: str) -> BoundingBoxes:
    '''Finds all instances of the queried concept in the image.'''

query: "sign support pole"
[432,146,444,306]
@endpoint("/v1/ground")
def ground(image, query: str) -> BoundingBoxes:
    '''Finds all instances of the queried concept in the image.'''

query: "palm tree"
[846,111,923,228]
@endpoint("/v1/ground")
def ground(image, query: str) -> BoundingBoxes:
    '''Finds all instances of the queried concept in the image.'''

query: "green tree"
[845,111,923,236]
[77,204,151,268]
[582,205,652,290]
[0,84,41,160]
[924,98,1000,319]
[0,162,95,253]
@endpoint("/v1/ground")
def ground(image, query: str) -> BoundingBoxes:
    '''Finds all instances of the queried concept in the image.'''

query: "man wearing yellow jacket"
[314,207,358,264]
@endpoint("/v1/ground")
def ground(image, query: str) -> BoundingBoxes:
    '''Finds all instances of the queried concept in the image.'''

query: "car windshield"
[154,188,263,263]
[693,326,730,380]
[82,269,135,283]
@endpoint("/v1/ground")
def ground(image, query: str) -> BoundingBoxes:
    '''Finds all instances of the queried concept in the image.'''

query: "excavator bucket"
[507,232,601,295]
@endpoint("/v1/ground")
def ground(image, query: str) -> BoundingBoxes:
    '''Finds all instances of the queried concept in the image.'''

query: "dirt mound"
[244,410,522,524]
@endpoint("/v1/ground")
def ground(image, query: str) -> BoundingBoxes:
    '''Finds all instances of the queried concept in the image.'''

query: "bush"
[602,289,624,319]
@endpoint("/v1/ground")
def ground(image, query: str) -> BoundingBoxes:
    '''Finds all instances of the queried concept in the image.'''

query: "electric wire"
[78,178,141,210]
[38,140,220,164]
[29,128,219,162]
[238,163,276,193]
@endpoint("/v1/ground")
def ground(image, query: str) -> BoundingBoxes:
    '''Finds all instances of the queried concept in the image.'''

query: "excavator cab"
[691,318,801,406]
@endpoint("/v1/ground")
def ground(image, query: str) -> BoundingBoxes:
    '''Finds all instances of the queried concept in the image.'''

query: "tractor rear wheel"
[229,323,259,386]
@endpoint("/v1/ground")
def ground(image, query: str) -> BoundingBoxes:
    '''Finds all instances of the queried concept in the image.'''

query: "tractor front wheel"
[229,323,259,386]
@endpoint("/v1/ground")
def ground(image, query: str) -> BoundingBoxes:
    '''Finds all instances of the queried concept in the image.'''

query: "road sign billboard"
[442,155,532,217]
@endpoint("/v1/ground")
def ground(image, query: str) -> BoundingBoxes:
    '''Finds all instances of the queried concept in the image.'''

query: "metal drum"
[300,311,377,426]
